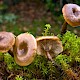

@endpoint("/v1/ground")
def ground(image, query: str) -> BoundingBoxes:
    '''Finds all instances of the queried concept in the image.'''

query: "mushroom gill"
[36,36,63,60]
[13,33,37,66]
[0,32,15,53]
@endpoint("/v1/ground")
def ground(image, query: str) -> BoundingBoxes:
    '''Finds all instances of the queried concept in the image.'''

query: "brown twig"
[65,68,79,80]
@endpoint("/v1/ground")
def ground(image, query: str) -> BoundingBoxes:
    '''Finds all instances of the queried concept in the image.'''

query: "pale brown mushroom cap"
[36,36,63,58]
[13,33,37,66]
[62,4,80,27]
[0,32,15,53]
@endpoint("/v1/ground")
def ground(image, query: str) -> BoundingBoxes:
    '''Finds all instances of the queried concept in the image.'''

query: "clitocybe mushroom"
[61,4,80,34]
[36,36,63,62]
[0,32,15,53]
[13,33,37,66]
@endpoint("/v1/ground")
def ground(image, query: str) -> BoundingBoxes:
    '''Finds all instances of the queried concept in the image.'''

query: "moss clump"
[15,75,23,80]
[58,31,80,63]
[42,24,54,36]
[0,29,80,79]
[56,31,80,79]
[3,53,62,79]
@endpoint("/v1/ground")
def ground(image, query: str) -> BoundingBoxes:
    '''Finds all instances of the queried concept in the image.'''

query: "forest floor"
[0,0,80,80]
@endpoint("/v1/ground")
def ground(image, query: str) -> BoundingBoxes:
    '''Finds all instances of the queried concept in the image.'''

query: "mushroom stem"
[46,51,63,71]
[46,51,54,63]
[46,51,58,65]
[61,21,68,35]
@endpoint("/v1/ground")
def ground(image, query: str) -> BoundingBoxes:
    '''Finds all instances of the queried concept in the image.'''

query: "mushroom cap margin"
[13,33,37,66]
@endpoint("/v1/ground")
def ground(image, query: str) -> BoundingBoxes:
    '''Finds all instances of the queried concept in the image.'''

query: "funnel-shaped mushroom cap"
[62,4,80,27]
[36,36,63,58]
[0,32,15,53]
[13,33,37,66]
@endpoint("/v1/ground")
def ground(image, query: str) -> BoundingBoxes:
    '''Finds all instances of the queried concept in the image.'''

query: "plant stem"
[46,51,54,63]
[61,21,68,35]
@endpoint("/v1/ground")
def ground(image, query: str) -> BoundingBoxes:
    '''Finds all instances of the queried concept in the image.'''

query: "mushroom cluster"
[0,31,63,66]
[1,3,79,67]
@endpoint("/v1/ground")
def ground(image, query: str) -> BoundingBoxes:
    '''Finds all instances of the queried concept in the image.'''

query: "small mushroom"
[13,33,37,66]
[0,31,15,53]
[36,36,63,62]
[61,4,80,34]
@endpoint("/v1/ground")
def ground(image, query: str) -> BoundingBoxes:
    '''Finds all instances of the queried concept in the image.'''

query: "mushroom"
[13,33,37,66]
[36,36,63,62]
[0,31,15,53]
[61,4,80,34]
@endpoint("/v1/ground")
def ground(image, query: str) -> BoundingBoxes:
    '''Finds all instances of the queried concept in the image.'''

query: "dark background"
[0,0,80,36]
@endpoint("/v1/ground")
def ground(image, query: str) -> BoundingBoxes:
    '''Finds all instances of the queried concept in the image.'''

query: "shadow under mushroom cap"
[13,33,37,66]
[36,36,63,58]
[0,32,15,53]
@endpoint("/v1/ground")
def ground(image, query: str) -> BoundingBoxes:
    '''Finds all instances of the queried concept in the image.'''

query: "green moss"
[0,52,4,61]
[57,31,80,70]
[3,53,62,79]
[1,30,80,79]
[42,24,54,36]
[15,75,23,80]
[4,53,20,70]
[55,54,70,70]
